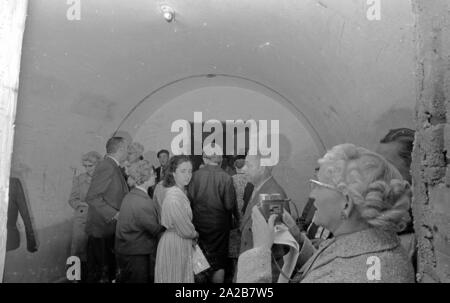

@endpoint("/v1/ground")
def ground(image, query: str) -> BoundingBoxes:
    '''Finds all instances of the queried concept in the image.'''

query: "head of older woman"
[311,143,411,236]
[81,151,102,176]
[127,159,156,190]
[127,142,145,164]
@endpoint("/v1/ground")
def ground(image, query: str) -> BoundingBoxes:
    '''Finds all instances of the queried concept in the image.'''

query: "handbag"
[192,244,210,275]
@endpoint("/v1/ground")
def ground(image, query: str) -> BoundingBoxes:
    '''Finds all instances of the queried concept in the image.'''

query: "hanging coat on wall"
[6,177,38,252]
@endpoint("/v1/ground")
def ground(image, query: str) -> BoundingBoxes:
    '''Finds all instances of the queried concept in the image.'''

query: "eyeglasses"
[83,164,94,168]
[309,179,341,193]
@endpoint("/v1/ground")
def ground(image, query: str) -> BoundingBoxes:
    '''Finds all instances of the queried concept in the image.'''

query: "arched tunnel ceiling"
[116,74,328,153]
[16,0,416,151]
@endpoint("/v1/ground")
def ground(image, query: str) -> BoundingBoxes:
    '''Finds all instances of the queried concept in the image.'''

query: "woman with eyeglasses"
[237,143,415,283]
[68,150,102,281]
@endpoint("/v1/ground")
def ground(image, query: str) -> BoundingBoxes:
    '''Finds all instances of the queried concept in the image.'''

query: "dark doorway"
[189,121,249,173]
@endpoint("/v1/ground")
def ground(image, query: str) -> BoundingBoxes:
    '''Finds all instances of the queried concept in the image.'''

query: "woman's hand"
[251,206,277,250]
[192,237,198,249]
[282,210,303,246]
[311,238,324,249]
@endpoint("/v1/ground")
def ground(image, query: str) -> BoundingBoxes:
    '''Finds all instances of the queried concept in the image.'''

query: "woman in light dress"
[155,155,198,283]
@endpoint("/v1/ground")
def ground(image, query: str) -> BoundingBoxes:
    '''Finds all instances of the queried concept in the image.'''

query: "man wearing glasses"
[240,153,290,283]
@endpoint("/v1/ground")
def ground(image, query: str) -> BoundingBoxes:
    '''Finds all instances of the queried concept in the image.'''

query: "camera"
[258,194,290,224]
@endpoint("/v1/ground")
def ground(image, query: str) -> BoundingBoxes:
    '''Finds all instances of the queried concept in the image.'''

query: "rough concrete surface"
[412,0,450,283]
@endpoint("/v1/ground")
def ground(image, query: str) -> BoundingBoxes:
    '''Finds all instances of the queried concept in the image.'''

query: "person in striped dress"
[155,155,198,283]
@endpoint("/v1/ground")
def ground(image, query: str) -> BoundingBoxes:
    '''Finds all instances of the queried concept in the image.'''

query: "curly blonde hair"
[128,142,144,159]
[127,159,154,186]
[318,143,411,233]
[81,151,102,164]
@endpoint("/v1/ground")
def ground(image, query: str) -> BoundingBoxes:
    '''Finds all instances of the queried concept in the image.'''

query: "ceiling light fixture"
[161,5,175,22]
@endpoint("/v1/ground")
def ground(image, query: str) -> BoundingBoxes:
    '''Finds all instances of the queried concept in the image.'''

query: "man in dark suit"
[240,153,290,283]
[85,137,129,282]
[154,149,169,183]
[147,149,169,198]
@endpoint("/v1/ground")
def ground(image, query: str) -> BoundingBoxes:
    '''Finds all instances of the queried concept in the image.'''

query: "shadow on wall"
[3,220,72,283]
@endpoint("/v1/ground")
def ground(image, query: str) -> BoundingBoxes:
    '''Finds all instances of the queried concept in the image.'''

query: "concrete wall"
[412,0,450,283]
[4,0,417,282]
[0,0,29,282]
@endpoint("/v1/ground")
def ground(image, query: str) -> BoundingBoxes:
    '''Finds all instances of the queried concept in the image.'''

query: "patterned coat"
[237,228,415,283]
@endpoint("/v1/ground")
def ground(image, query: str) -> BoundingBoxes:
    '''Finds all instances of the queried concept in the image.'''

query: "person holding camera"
[237,144,414,283]
[239,153,290,283]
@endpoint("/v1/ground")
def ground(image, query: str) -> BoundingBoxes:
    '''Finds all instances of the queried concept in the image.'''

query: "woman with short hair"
[123,142,145,188]
[126,142,145,165]
[115,159,163,283]
[237,143,415,283]
[155,155,198,283]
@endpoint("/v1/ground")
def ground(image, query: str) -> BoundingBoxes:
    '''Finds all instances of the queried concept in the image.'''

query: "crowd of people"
[67,127,417,283]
